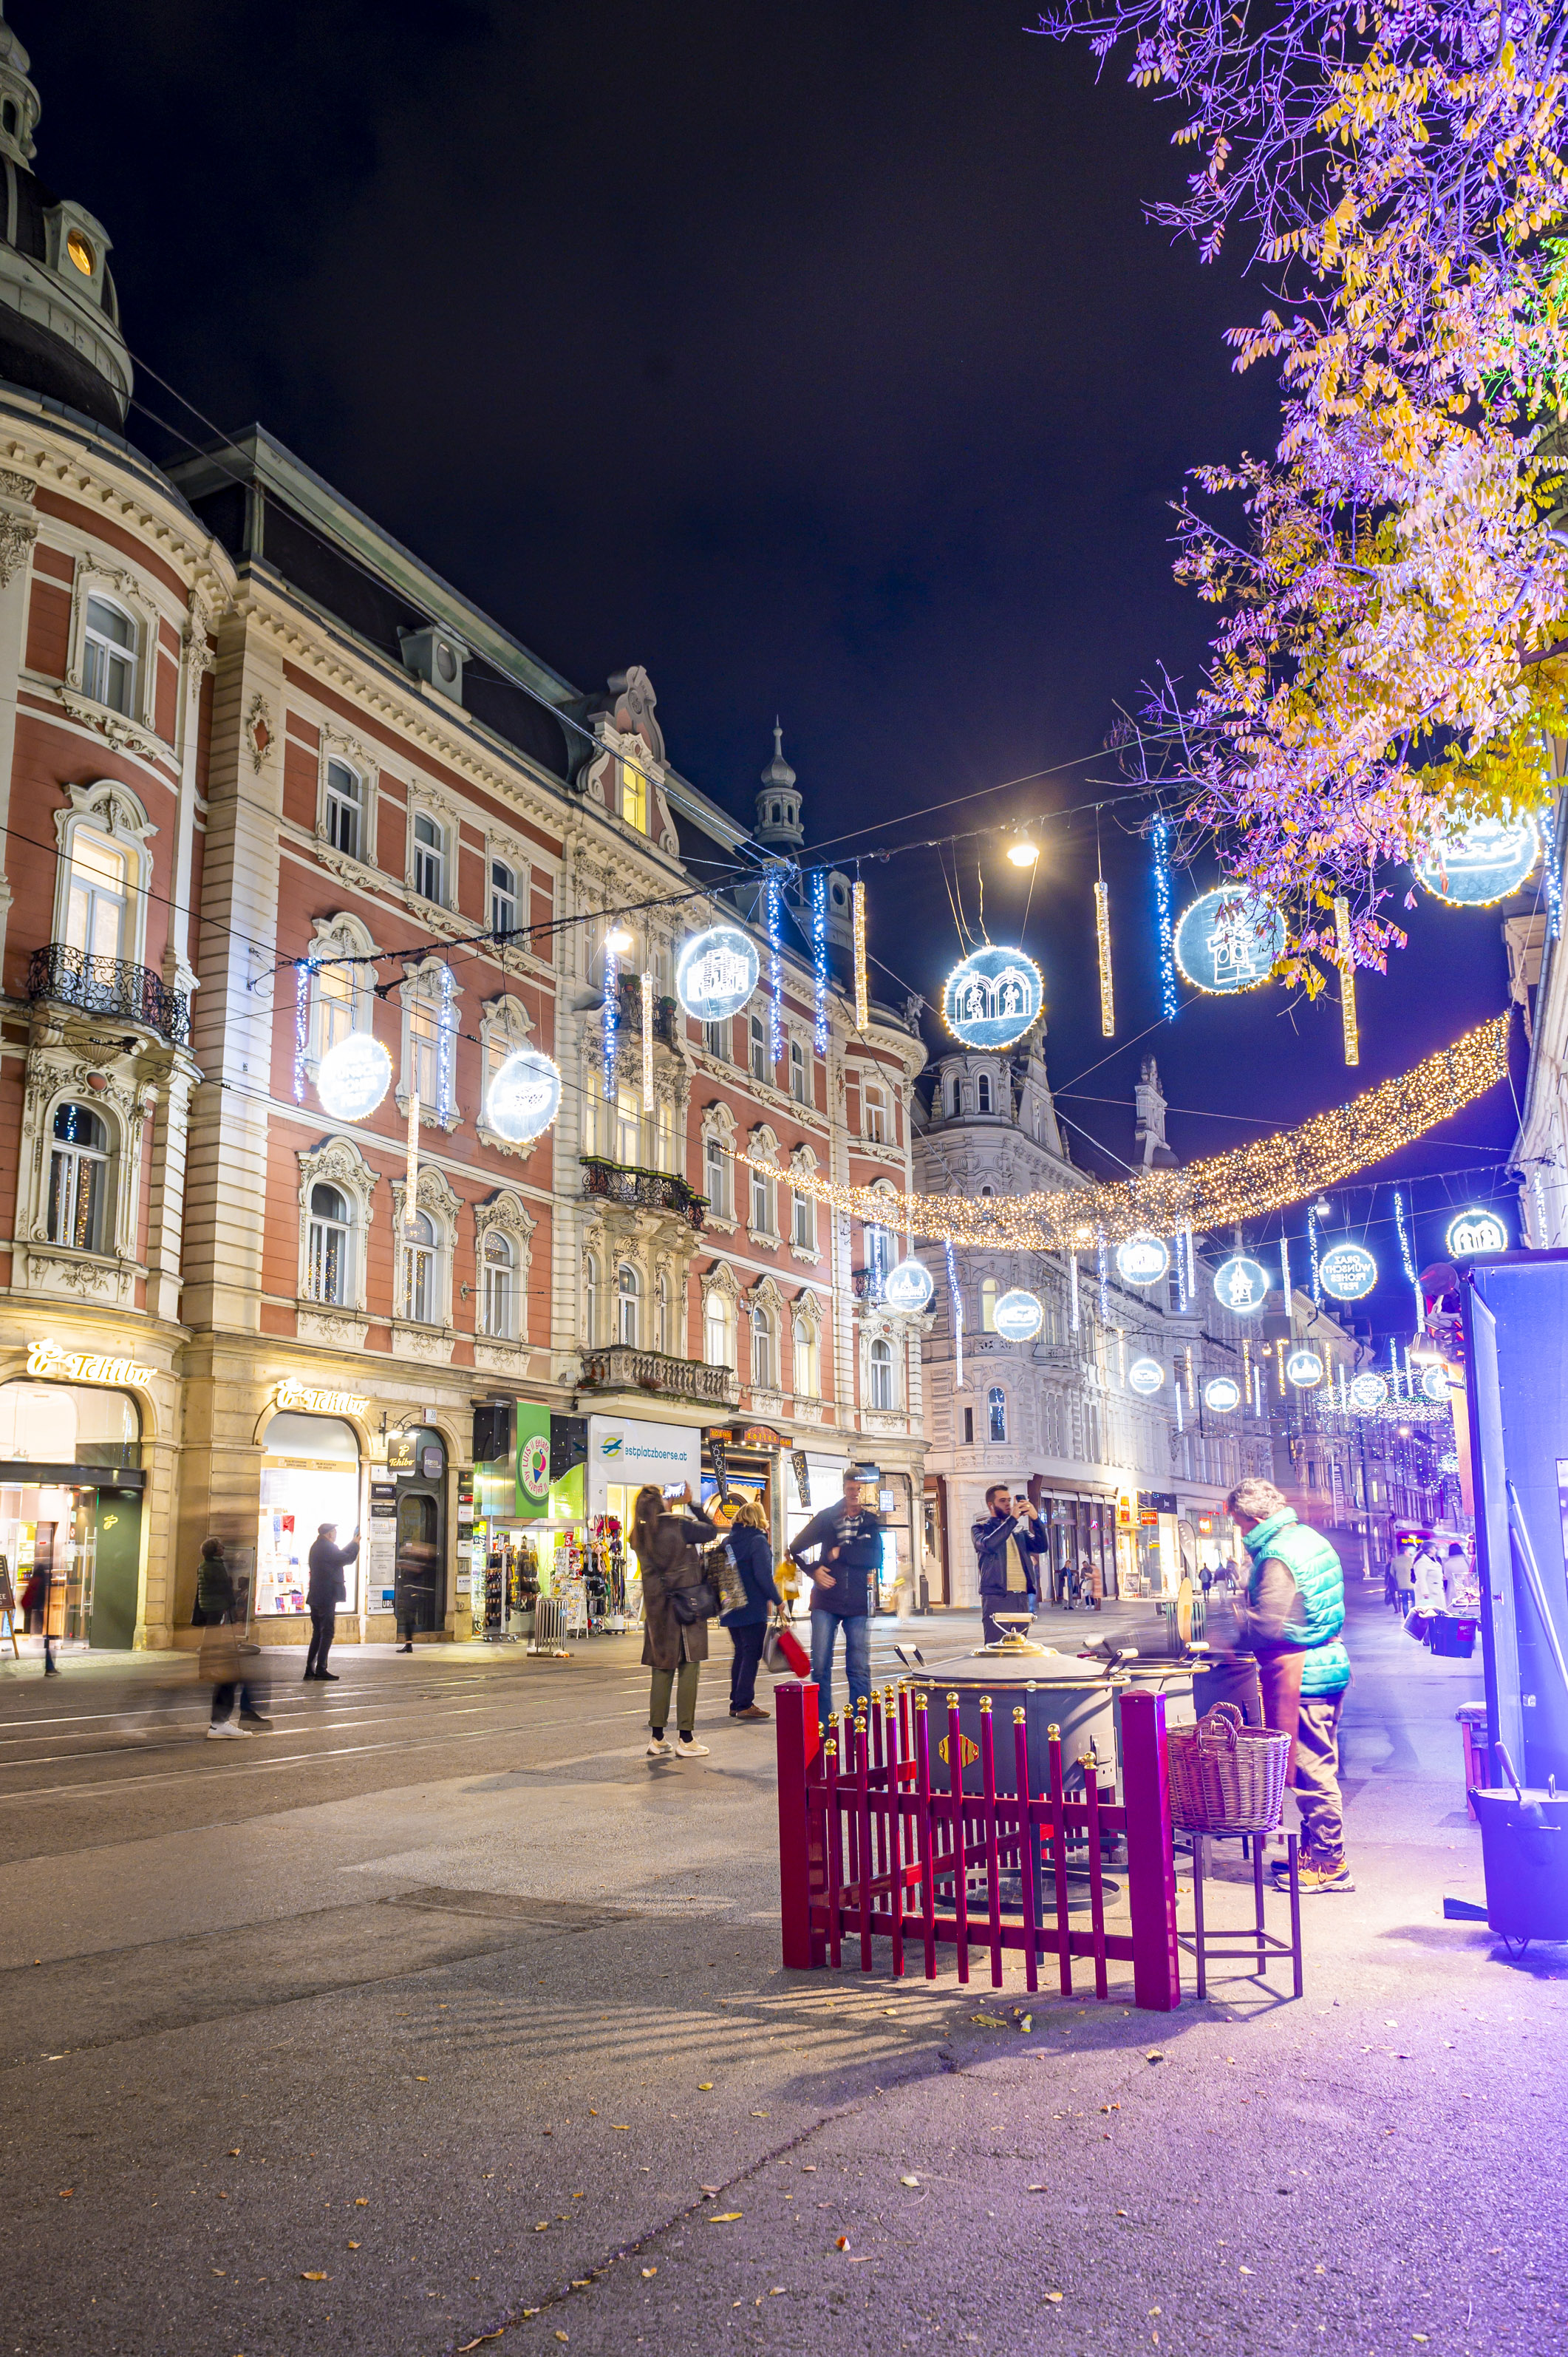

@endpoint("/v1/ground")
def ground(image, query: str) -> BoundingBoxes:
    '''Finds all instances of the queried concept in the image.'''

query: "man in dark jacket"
[972,1486,1047,1645]
[787,1473,883,1731]
[304,1523,359,1681]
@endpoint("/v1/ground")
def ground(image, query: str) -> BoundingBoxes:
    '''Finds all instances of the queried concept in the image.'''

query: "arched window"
[977,1072,992,1114]
[790,1038,808,1103]
[64,832,127,962]
[48,1103,109,1251]
[82,595,137,717]
[656,1270,671,1354]
[490,859,517,936]
[869,1335,895,1412]
[793,1316,819,1398]
[704,1291,734,1368]
[316,959,355,1059]
[752,1304,774,1390]
[306,1182,350,1304]
[412,812,446,903]
[620,758,648,834]
[617,1261,641,1347]
[481,1230,514,1338]
[326,760,362,860]
[987,1385,1007,1443]
[981,1277,998,1332]
[749,1012,769,1081]
[864,1081,888,1143]
[401,1210,437,1324]
[950,1075,961,1117]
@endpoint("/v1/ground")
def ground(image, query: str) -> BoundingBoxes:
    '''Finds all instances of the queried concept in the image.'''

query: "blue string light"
[436,963,456,1126]
[766,867,785,1069]
[1548,809,1564,942]
[944,1240,964,1387]
[1152,814,1176,1021]
[602,938,619,1103]
[1173,1229,1188,1312]
[811,870,830,1056]
[293,956,313,1103]
[1306,1210,1321,1306]
[1097,1225,1109,1322]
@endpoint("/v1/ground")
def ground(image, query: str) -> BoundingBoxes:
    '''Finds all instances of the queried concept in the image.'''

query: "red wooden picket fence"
[776,1679,1182,2011]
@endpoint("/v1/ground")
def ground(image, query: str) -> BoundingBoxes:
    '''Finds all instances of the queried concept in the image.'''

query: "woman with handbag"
[718,1497,783,1723]
[630,1481,719,1761]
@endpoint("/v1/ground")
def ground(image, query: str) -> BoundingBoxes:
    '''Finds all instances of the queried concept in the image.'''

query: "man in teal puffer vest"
[1225,1477,1353,1894]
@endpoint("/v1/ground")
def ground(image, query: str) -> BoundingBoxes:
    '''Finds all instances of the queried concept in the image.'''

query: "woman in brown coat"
[631,1480,718,1760]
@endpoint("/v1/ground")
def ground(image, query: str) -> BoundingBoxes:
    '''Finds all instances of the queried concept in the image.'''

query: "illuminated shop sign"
[276,1381,371,1419]
[26,1338,154,1389]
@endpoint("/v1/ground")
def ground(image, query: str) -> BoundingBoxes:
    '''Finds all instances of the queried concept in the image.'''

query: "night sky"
[28,0,1531,1331]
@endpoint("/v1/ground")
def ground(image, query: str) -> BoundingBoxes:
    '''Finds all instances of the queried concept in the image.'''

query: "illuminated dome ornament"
[1286,1347,1323,1388]
[485,1048,562,1145]
[1349,1372,1390,1411]
[1203,1375,1241,1413]
[1318,1240,1378,1302]
[992,1288,1043,1341]
[1116,1233,1170,1286]
[883,1256,935,1313]
[1128,1356,1165,1396]
[1445,1206,1508,1257]
[316,1031,392,1122]
[1421,1363,1454,1404]
[941,944,1043,1050]
[1213,1254,1270,1315]
[1173,888,1287,995]
[676,925,760,1022]
[1415,810,1541,908]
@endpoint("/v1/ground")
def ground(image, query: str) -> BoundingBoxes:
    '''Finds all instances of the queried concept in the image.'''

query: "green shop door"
[89,1486,143,1650]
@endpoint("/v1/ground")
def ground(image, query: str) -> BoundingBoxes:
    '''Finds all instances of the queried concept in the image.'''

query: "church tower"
[754,721,804,852]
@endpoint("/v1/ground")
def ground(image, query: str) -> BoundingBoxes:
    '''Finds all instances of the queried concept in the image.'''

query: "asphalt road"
[1,1588,1564,2357]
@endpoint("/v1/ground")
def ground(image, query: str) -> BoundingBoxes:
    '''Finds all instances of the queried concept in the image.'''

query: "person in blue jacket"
[971,1485,1047,1645]
[718,1496,783,1721]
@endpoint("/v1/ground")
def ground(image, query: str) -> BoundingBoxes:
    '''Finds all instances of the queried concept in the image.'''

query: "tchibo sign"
[587,1415,701,1512]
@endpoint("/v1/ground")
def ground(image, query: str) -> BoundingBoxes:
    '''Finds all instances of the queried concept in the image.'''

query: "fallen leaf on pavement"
[415,2076,429,2083]
[1045,2291,1064,2304]
[697,2083,714,2091]
[57,2189,72,2199]
[555,2335,569,2345]
[848,2255,873,2264]
[300,2272,328,2282]
[701,2185,722,2194]
[355,2198,367,2206]
[709,2213,743,2223]
[970,2015,1008,2028]
[750,2109,769,2118]
[770,2288,785,2296]
[228,2149,240,2157]
[1145,2051,1165,2064]
[836,2237,851,2251]
[458,2336,503,2350]
[899,2175,920,2188]
[641,2268,657,2279]
[347,2241,360,2250]
[611,2125,631,2132]
[534,2222,549,2232]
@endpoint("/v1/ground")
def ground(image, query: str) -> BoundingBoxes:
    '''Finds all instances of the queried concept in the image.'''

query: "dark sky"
[28,0,1529,1329]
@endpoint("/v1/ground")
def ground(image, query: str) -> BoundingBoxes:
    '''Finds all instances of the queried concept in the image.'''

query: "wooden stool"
[1176,1828,1303,1999]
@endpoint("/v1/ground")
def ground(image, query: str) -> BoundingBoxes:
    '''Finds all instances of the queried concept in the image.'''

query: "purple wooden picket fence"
[777,1679,1181,2010]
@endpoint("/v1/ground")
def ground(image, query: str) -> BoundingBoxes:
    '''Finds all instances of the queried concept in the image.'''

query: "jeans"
[305,1608,335,1676]
[811,1608,870,1729]
[211,1679,259,1724]
[729,1623,766,1713]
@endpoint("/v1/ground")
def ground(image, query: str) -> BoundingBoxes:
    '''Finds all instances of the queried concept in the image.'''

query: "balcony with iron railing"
[577,1344,740,1407]
[581,1157,706,1230]
[28,943,191,1046]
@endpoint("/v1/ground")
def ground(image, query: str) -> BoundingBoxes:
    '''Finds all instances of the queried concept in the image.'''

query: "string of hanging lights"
[740,1011,1511,1249]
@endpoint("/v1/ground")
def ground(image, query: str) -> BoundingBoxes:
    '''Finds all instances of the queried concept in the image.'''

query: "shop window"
[412,811,446,903]
[703,1135,731,1218]
[988,1385,1007,1443]
[793,1319,818,1397]
[490,858,517,936]
[47,1103,110,1252]
[865,1081,889,1143]
[792,1188,816,1251]
[481,1230,514,1339]
[64,833,127,962]
[306,1182,350,1305]
[401,1210,437,1324]
[620,758,648,834]
[870,1336,895,1412]
[752,1305,775,1390]
[981,1277,998,1332]
[790,1038,808,1103]
[977,1073,992,1114]
[81,593,137,717]
[704,1292,734,1368]
[257,1412,361,1619]
[326,760,362,860]
[749,1013,769,1082]
[617,1261,641,1347]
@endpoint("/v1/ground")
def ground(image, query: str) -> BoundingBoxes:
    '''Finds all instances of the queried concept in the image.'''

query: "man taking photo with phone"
[971,1484,1048,1645]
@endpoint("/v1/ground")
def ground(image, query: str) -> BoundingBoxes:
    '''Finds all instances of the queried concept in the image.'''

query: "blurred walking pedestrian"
[304,1522,358,1681]
[196,1537,270,1735]
[631,1482,718,1760]
[1389,1538,1417,1614]
[19,1557,57,1675]
[719,1496,783,1722]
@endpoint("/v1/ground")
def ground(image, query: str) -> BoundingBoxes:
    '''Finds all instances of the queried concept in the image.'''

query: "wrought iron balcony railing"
[28,943,191,1046]
[581,1157,706,1230]
[577,1344,740,1407]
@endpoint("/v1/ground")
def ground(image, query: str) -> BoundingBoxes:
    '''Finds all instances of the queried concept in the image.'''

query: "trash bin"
[1472,1786,1568,1945]
[1430,1613,1478,1659]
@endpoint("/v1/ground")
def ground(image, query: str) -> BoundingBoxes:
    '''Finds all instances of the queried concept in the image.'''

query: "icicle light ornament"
[1334,897,1360,1067]
[293,956,313,1103]
[941,943,1043,1051]
[640,970,655,1112]
[740,1013,1510,1251]
[435,965,456,1126]
[852,878,869,1033]
[403,1089,420,1237]
[811,870,830,1055]
[1153,815,1177,1021]
[765,870,785,1069]
[676,924,759,1024]
[316,1030,392,1123]
[1094,877,1114,1036]
[601,935,621,1102]
[1172,887,1286,994]
[944,1241,964,1386]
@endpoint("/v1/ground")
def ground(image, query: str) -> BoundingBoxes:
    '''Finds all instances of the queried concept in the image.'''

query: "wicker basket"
[1167,1702,1292,1834]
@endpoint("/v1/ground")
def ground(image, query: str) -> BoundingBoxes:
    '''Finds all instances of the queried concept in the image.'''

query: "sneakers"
[238,1712,273,1732]
[647,1736,672,1758]
[206,1719,245,1739]
[730,1705,771,1721]
[1275,1854,1355,1894]
[674,1734,710,1759]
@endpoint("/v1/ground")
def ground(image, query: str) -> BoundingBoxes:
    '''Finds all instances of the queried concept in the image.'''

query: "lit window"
[481,1231,514,1338]
[792,1189,815,1251]
[704,1135,730,1217]
[988,1385,1007,1443]
[621,760,648,834]
[400,1209,437,1324]
[750,1013,769,1082]
[47,1102,109,1252]
[316,960,355,1060]
[704,1293,733,1367]
[790,1039,808,1103]
[307,1183,350,1305]
[81,596,137,717]
[412,812,446,903]
[753,1305,775,1390]
[64,833,127,963]
[491,860,517,936]
[981,1277,998,1332]
[865,1082,888,1143]
[617,1261,641,1347]
[326,761,362,860]
[870,1336,895,1412]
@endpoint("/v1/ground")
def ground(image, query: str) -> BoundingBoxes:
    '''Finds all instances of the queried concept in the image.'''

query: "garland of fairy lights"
[1152,816,1176,1023]
[740,1012,1511,1250]
[811,870,830,1056]
[1094,877,1114,1037]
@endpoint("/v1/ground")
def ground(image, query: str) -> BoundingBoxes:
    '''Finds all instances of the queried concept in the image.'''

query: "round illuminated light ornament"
[1286,1347,1324,1388]
[1349,1372,1390,1411]
[1213,1254,1270,1316]
[676,925,760,1022]
[1421,1363,1454,1404]
[1318,1240,1378,1302]
[1173,888,1287,994]
[1445,1206,1509,1257]
[316,1030,392,1122]
[941,944,1044,1050]
[992,1288,1044,1342]
[1115,1233,1170,1287]
[1415,809,1541,908]
[1203,1375,1241,1414]
[1127,1356,1165,1397]
[882,1256,935,1314]
[485,1047,562,1145]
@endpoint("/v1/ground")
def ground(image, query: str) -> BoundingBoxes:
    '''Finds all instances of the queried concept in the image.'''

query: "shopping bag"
[763,1622,810,1679]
